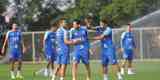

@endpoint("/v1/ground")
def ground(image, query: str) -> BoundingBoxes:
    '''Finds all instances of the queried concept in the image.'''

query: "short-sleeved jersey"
[121,31,136,50]
[6,30,22,51]
[44,31,56,51]
[70,27,89,50]
[80,26,90,49]
[56,27,69,52]
[96,26,114,49]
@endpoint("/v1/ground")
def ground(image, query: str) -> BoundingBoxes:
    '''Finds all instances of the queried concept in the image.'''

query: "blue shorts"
[72,49,89,64]
[45,50,56,63]
[55,50,69,65]
[101,48,118,66]
[9,49,22,61]
[123,49,134,60]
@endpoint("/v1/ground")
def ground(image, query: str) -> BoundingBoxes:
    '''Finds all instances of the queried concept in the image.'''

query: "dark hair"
[100,19,108,24]
[59,17,67,25]
[73,19,81,25]
[51,21,58,28]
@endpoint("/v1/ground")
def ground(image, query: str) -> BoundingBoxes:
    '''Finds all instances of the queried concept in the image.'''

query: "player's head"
[100,19,108,27]
[127,23,132,32]
[59,18,67,28]
[84,16,92,28]
[11,22,18,31]
[51,22,58,32]
[73,20,81,29]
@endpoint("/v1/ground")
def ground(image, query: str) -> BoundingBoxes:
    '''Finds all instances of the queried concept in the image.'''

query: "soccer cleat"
[44,69,49,77]
[16,71,23,80]
[49,70,53,77]
[128,69,135,75]
[16,74,23,80]
[51,75,56,80]
[104,74,109,80]
[86,77,90,80]
[121,68,125,75]
[104,77,109,80]
[11,75,16,80]
[117,72,123,80]
[10,71,16,80]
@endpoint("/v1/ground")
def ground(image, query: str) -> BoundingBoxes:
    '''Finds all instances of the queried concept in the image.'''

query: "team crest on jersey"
[82,30,85,34]
[74,32,78,36]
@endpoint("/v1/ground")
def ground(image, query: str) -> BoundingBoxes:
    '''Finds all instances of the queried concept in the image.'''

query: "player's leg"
[60,53,69,80]
[82,50,91,80]
[127,60,135,75]
[44,52,52,77]
[50,61,54,76]
[16,59,23,79]
[127,50,135,75]
[52,53,61,80]
[44,60,52,76]
[121,59,127,75]
[16,52,23,79]
[9,51,17,79]
[10,58,16,79]
[121,49,129,75]
[101,52,109,80]
[112,63,123,80]
[102,65,108,80]
[72,62,78,80]
[60,64,67,80]
[84,64,91,80]
[109,48,123,80]
[52,64,61,80]
[72,50,80,80]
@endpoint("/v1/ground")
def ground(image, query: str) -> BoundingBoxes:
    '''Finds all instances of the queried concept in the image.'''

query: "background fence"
[1,27,160,63]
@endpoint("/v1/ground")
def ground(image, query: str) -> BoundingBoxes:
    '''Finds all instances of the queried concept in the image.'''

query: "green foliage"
[0,0,8,13]
[1,0,160,29]
[99,0,144,26]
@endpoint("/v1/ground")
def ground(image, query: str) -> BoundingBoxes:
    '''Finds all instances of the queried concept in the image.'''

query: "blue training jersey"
[56,27,69,52]
[70,26,89,50]
[80,26,90,49]
[121,31,136,50]
[6,30,22,51]
[44,31,56,51]
[96,26,114,49]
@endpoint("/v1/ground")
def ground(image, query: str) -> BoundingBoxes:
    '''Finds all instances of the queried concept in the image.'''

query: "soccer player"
[120,24,136,75]
[43,25,58,77]
[1,22,26,80]
[70,20,91,80]
[93,19,123,80]
[52,18,79,80]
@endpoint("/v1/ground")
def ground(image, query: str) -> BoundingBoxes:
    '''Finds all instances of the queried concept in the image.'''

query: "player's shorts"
[72,49,90,64]
[9,49,22,61]
[101,47,118,66]
[45,50,57,63]
[55,50,69,65]
[123,49,134,60]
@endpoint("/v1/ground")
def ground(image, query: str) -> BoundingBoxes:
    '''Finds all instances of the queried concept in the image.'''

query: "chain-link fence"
[113,27,160,60]
[1,27,160,63]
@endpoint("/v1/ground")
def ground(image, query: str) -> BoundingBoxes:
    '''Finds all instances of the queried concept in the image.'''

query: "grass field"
[0,61,160,80]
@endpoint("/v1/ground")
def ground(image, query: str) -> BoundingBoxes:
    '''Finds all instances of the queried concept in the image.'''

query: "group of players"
[1,17,136,80]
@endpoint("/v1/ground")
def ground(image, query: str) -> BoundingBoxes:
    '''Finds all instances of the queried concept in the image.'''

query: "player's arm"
[132,34,138,57]
[1,31,9,54]
[64,30,79,45]
[93,28,111,40]
[21,32,26,54]
[120,32,126,52]
[43,32,48,48]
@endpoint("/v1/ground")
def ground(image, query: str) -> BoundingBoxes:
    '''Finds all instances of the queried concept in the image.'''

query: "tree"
[99,0,145,26]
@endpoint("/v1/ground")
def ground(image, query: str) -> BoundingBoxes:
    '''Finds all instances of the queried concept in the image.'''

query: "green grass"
[0,61,160,80]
